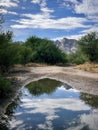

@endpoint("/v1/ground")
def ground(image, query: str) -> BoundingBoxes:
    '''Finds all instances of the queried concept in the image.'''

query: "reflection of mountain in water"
[63,84,72,90]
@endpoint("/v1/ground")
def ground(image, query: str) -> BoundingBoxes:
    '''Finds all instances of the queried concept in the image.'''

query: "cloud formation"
[0,8,18,15]
[62,0,98,21]
[1,0,98,40]
[0,0,19,8]
[75,0,98,17]
[11,15,89,30]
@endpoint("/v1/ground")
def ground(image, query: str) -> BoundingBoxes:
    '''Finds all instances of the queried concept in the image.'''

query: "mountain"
[54,38,77,54]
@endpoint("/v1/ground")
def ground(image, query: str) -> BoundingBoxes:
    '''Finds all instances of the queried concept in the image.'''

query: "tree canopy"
[25,36,67,64]
[77,32,98,62]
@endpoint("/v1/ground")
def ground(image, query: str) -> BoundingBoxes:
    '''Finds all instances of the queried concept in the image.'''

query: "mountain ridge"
[54,38,77,54]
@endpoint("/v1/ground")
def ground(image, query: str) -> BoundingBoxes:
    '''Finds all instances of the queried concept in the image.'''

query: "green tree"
[33,41,67,64]
[25,36,42,51]
[19,45,32,65]
[0,31,20,73]
[25,36,67,64]
[0,43,20,73]
[77,32,98,62]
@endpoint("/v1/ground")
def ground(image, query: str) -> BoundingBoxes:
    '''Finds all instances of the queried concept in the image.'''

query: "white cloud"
[53,33,86,41]
[40,0,47,7]
[0,0,19,8]
[11,13,89,30]
[0,9,18,15]
[40,7,54,13]
[82,26,98,34]
[0,0,19,18]
[31,0,54,16]
[62,0,98,22]
[59,0,78,9]
[0,9,7,14]
[8,11,18,15]
[31,0,41,4]
[61,0,98,34]
[75,0,98,16]
[66,34,86,40]
[64,0,78,4]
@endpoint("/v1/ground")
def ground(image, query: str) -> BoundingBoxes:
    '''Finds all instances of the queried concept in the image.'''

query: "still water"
[1,78,98,130]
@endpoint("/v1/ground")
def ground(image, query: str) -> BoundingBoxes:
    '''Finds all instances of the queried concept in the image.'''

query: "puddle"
[0,78,98,130]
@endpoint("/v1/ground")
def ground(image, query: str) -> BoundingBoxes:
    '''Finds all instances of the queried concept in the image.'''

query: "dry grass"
[76,62,98,73]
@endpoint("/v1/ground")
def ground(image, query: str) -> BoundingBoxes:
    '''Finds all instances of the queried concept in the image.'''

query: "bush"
[67,50,89,65]
[18,45,32,65]
[0,75,12,98]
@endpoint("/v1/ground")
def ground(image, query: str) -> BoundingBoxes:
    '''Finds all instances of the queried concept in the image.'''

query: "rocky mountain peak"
[54,38,77,54]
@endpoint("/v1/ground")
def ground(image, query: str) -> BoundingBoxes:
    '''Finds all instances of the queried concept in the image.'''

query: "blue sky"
[0,0,98,41]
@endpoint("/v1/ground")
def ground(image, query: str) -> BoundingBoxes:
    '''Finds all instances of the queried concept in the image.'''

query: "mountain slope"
[54,38,77,54]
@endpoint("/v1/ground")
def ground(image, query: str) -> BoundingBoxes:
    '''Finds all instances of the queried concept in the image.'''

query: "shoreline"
[0,66,98,116]
[10,66,98,95]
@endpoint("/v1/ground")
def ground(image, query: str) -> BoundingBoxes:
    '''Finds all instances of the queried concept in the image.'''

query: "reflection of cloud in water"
[66,124,87,130]
[66,110,98,130]
[10,120,24,129]
[58,85,79,92]
[9,97,91,129]
[80,110,98,130]
[21,98,90,112]
[8,82,98,130]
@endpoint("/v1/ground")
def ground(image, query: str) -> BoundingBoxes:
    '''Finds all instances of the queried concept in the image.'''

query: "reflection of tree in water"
[0,115,9,130]
[0,94,21,130]
[5,96,21,119]
[26,78,62,96]
[80,93,98,108]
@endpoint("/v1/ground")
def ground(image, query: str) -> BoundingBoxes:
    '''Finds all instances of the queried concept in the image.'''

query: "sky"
[0,0,98,41]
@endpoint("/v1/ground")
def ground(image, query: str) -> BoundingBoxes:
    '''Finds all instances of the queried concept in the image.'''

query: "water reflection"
[0,116,9,130]
[0,78,98,130]
[80,93,98,108]
[25,78,62,96]
[0,94,21,130]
